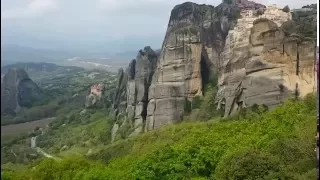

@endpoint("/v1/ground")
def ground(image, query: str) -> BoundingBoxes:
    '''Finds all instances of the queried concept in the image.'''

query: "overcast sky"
[1,0,317,53]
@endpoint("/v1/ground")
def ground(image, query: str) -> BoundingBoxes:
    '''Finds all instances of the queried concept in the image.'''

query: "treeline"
[1,104,58,126]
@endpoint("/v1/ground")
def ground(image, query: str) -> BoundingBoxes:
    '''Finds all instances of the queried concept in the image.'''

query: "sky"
[1,0,318,53]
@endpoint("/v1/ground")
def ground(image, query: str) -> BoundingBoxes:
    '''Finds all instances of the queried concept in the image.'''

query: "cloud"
[1,0,58,20]
[1,0,317,52]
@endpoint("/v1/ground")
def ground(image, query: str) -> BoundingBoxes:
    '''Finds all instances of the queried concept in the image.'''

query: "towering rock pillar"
[145,2,242,131]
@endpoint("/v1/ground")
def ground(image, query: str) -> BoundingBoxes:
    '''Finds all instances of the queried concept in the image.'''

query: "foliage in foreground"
[2,94,317,180]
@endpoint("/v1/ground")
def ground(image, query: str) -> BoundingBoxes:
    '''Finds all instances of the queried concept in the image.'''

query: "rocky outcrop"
[127,46,158,135]
[112,68,128,121]
[145,1,245,131]
[111,2,316,137]
[216,4,316,117]
[112,46,158,136]
[85,84,105,108]
[1,68,44,115]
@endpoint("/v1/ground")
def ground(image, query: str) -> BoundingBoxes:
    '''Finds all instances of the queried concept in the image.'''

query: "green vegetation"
[291,4,317,39]
[1,103,58,126]
[1,68,117,126]
[185,74,220,121]
[1,66,118,169]
[2,94,316,180]
[1,132,39,165]
[37,110,113,155]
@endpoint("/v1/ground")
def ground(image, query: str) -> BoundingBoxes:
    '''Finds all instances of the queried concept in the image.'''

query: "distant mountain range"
[1,44,140,71]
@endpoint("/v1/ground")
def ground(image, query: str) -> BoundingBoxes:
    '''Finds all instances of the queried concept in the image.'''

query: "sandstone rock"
[217,5,316,117]
[111,1,316,135]
[145,1,243,131]
[112,46,158,137]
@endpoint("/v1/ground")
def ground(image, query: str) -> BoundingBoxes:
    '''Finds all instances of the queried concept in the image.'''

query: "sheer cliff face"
[1,68,43,115]
[127,47,158,135]
[145,2,241,131]
[112,2,316,135]
[112,47,158,135]
[216,6,316,117]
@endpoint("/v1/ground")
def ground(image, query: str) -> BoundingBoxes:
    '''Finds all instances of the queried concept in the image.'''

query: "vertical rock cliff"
[216,4,316,117]
[145,1,244,131]
[111,1,316,137]
[1,68,44,115]
[112,47,158,138]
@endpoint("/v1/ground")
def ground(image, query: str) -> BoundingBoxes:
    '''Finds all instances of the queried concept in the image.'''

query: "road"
[31,135,60,160]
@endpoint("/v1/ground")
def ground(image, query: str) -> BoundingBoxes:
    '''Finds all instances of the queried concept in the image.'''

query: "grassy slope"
[1,68,117,168]
[3,94,317,180]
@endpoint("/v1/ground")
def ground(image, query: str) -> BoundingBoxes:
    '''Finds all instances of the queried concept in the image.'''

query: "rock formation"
[112,46,158,137]
[145,1,244,131]
[216,4,316,117]
[111,1,316,137]
[1,68,44,115]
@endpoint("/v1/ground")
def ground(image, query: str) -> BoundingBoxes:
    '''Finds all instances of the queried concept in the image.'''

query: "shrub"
[184,98,192,113]
[6,95,317,179]
[215,149,280,179]
[191,96,202,109]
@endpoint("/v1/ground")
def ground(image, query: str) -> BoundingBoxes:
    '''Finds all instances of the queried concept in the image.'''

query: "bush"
[191,96,202,109]
[215,149,280,179]
[184,98,192,113]
[6,95,317,179]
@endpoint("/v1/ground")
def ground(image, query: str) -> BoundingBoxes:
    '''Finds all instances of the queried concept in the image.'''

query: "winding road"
[31,134,60,160]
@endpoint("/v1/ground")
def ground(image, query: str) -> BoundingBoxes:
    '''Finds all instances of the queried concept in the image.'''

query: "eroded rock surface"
[111,2,316,137]
[145,1,243,131]
[112,47,158,135]
[216,5,316,117]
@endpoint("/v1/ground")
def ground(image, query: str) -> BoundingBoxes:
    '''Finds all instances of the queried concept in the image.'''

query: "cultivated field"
[1,117,56,136]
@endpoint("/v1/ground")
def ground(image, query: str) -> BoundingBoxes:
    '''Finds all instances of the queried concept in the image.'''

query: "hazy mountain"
[1,44,74,66]
[1,44,137,71]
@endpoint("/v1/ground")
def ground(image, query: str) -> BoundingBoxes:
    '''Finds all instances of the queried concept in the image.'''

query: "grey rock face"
[1,68,43,115]
[111,1,316,136]
[216,7,316,117]
[112,47,158,135]
[145,2,243,131]
[112,68,128,121]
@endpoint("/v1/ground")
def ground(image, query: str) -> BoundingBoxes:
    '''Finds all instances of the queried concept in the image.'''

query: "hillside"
[1,68,46,115]
[0,1,318,180]
[1,62,84,82]
[2,94,317,179]
[1,64,118,125]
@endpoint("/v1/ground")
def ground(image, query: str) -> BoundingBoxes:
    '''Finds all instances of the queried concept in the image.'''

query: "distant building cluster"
[90,84,104,97]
